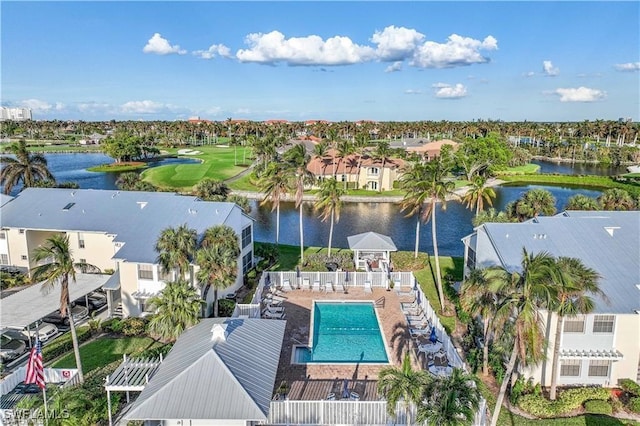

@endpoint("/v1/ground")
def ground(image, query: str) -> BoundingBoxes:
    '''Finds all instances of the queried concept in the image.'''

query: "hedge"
[43,327,93,361]
[584,399,613,415]
[619,378,640,397]
[629,397,640,414]
[518,386,610,418]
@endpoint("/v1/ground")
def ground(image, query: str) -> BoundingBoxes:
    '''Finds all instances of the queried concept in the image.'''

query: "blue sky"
[2,1,638,122]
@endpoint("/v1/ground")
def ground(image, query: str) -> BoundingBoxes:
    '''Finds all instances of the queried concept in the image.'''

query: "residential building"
[0,107,32,121]
[0,188,254,318]
[390,138,459,161]
[462,211,640,387]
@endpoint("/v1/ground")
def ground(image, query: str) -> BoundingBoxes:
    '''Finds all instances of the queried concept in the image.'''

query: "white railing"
[263,271,414,291]
[0,367,80,396]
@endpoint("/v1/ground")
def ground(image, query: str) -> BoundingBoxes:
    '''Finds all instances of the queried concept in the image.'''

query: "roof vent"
[604,226,620,237]
[137,201,148,210]
[188,208,197,215]
[63,202,75,211]
[211,323,228,342]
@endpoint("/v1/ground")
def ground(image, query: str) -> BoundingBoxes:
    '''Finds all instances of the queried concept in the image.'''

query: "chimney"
[211,323,228,342]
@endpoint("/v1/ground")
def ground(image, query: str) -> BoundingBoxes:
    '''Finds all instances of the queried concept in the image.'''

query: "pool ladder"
[375,296,385,308]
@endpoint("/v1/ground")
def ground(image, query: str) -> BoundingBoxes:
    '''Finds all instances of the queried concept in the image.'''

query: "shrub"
[619,378,640,397]
[628,397,640,413]
[510,376,527,405]
[138,343,173,359]
[102,318,124,334]
[217,299,236,317]
[42,327,92,360]
[518,386,610,418]
[584,399,613,415]
[121,317,147,336]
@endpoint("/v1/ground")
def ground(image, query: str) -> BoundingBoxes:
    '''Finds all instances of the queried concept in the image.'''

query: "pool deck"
[268,286,420,401]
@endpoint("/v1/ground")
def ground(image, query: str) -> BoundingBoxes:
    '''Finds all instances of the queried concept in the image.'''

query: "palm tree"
[284,144,312,263]
[460,268,498,376]
[472,208,513,227]
[564,194,600,211]
[0,140,54,194]
[416,368,480,426]
[462,176,496,216]
[226,194,252,214]
[196,225,240,317]
[259,162,289,245]
[598,188,636,211]
[336,139,355,189]
[155,224,197,282]
[399,162,430,259]
[31,234,100,383]
[147,279,202,341]
[192,178,231,201]
[489,248,557,426]
[377,353,431,426]
[314,178,345,257]
[548,256,602,400]
[507,188,556,221]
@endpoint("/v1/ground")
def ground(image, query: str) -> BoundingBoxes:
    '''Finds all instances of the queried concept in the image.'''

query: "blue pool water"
[295,302,388,364]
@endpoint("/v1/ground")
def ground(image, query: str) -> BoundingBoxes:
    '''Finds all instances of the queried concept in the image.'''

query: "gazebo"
[347,232,398,271]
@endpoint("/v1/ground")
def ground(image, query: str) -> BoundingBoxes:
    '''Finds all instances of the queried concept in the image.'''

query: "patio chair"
[364,281,372,293]
[262,305,285,315]
[312,280,321,292]
[283,279,294,291]
[325,282,334,292]
[262,297,283,307]
[302,278,311,291]
[409,327,431,338]
[406,313,427,323]
[263,310,286,320]
[403,306,423,316]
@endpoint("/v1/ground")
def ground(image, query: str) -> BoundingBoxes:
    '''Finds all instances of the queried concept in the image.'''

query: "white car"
[22,322,59,342]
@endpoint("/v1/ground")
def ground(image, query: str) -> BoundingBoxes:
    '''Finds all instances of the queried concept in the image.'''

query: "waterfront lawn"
[87,161,145,172]
[265,243,353,271]
[142,145,252,190]
[499,174,640,197]
[228,172,259,191]
[51,336,159,374]
[497,163,541,175]
[1,142,103,153]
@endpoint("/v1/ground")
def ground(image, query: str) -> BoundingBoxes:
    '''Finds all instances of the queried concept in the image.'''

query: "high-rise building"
[0,107,33,121]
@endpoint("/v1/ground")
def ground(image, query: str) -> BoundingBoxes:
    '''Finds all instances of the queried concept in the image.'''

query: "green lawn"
[497,163,541,175]
[499,174,640,197]
[1,142,103,153]
[228,173,259,191]
[263,243,353,271]
[141,145,252,190]
[51,336,160,374]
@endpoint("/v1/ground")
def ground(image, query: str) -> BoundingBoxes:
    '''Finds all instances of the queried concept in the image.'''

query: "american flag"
[24,339,45,390]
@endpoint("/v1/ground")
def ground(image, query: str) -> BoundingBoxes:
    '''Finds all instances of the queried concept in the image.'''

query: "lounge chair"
[312,280,321,292]
[409,327,431,338]
[406,313,427,322]
[262,306,285,315]
[325,282,334,292]
[302,278,311,291]
[263,310,286,320]
[364,281,372,293]
[283,279,294,291]
[262,297,283,307]
[403,306,423,316]
[401,300,419,310]
[408,318,430,329]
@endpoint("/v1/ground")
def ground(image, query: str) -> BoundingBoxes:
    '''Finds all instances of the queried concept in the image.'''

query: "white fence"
[0,367,80,397]
[263,270,415,290]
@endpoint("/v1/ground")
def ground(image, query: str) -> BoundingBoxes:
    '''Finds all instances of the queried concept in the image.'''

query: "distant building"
[0,107,32,121]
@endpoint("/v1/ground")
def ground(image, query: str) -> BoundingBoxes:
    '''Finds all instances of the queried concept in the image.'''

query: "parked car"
[22,322,59,342]
[74,292,107,311]
[42,304,89,326]
[0,334,27,361]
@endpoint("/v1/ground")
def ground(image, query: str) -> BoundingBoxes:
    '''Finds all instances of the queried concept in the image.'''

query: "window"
[560,360,581,377]
[593,315,615,333]
[0,254,8,264]
[588,360,610,377]
[341,174,346,182]
[0,232,5,239]
[466,248,476,270]
[368,167,379,175]
[78,232,85,249]
[242,252,253,274]
[564,317,585,333]
[369,181,378,191]
[158,269,172,282]
[21,255,27,261]
[19,229,25,234]
[139,300,155,313]
[138,264,153,280]
[241,226,252,249]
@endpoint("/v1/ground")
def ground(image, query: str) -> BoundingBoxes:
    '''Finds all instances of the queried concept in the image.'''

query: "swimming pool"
[293,301,389,364]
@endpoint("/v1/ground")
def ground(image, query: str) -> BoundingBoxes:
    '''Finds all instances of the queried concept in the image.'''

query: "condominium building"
[462,211,640,387]
[0,188,254,318]
[0,107,32,121]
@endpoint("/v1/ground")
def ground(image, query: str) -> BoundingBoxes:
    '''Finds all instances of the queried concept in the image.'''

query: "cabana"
[347,232,398,271]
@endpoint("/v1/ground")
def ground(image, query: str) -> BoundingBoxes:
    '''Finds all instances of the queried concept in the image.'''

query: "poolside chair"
[262,306,285,316]
[312,280,321,292]
[403,306,424,316]
[283,279,294,291]
[406,313,427,323]
[364,281,372,293]
[263,310,286,320]
[302,277,311,291]
[409,327,431,338]
[262,297,283,307]
[325,282,334,292]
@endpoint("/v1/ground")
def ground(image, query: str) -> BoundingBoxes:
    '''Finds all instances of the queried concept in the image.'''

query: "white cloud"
[370,25,425,62]
[542,60,559,76]
[143,33,187,55]
[77,102,111,113]
[614,62,640,72]
[21,99,55,112]
[410,34,497,68]
[553,87,606,102]
[404,89,422,95]
[385,61,403,73]
[523,71,535,77]
[120,100,169,114]
[235,108,251,115]
[432,83,467,99]
[236,31,375,65]
[193,43,232,59]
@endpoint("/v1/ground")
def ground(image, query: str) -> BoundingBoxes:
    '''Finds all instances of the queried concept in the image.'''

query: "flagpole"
[42,386,48,423]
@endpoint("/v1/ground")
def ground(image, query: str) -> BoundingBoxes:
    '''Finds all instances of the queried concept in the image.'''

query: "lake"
[12,154,609,256]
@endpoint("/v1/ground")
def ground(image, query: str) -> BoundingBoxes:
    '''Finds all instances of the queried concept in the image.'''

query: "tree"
[192,178,230,201]
[31,234,100,383]
[284,144,312,263]
[472,208,513,227]
[0,140,54,194]
[416,368,480,426]
[102,131,145,162]
[548,257,602,400]
[460,269,498,376]
[195,225,240,317]
[455,134,512,180]
[506,188,556,221]
[462,176,496,217]
[155,224,197,280]
[399,162,430,259]
[598,188,636,211]
[314,178,345,257]
[489,249,557,426]
[226,194,252,214]
[564,194,600,211]
[377,353,431,426]
[147,279,202,341]
[115,172,157,192]
[259,162,289,245]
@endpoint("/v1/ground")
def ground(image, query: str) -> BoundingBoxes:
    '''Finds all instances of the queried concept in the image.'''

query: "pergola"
[347,232,398,271]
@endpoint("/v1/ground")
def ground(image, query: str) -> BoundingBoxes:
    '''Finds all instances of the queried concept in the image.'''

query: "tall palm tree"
[564,194,600,211]
[259,162,289,245]
[462,176,496,216]
[192,178,231,201]
[147,279,202,341]
[416,368,480,426]
[489,248,557,426]
[598,188,636,211]
[336,139,355,189]
[548,256,602,400]
[155,224,197,281]
[284,144,312,263]
[460,268,498,376]
[0,140,54,194]
[507,188,556,221]
[31,234,100,384]
[314,178,345,257]
[196,225,240,317]
[399,162,430,259]
[377,353,431,426]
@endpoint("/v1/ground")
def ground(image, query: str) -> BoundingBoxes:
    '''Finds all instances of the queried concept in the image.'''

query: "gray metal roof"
[0,194,14,207]
[478,211,640,314]
[124,318,286,421]
[347,231,398,251]
[0,188,249,264]
[1,273,111,329]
